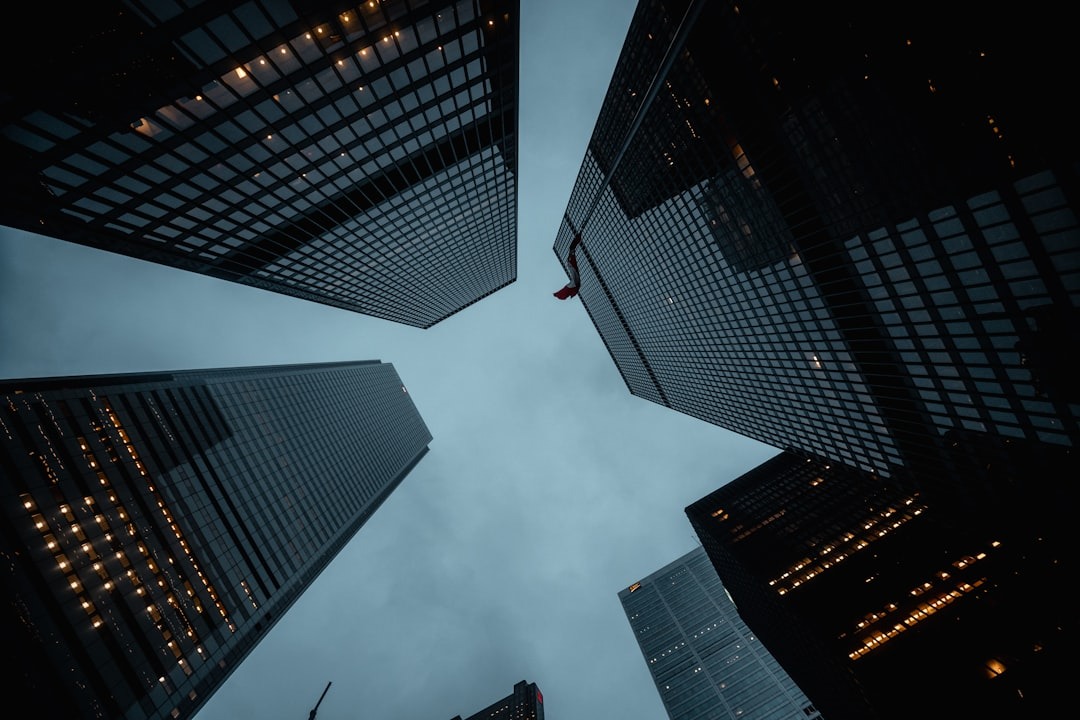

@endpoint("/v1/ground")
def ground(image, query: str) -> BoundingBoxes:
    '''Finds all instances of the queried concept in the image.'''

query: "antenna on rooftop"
[308,681,332,720]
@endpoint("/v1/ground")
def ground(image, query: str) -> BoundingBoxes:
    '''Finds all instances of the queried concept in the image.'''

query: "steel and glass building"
[618,545,821,720]
[0,0,519,327]
[685,450,1069,720]
[450,679,544,720]
[554,0,1079,499]
[0,360,431,720]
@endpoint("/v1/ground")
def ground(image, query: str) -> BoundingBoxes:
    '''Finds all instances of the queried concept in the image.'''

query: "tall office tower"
[449,679,544,720]
[553,0,1079,504]
[618,545,821,720]
[0,0,519,328]
[0,361,431,720]
[685,450,1069,720]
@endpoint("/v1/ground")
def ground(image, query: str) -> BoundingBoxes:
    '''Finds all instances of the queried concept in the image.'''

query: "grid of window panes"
[0,0,518,328]
[687,451,928,603]
[619,546,821,720]
[843,170,1079,449]
[554,0,1080,477]
[0,361,431,720]
[587,0,694,218]
[558,150,902,476]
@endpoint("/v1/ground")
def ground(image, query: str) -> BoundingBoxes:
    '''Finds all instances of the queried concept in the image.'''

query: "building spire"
[308,681,332,720]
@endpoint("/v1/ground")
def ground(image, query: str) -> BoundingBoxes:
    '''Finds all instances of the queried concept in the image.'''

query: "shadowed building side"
[553,0,1078,522]
[449,679,544,720]
[686,450,1071,720]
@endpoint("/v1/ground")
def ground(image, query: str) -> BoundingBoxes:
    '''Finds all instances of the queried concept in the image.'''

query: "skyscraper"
[449,679,544,720]
[685,450,1069,720]
[618,545,821,720]
[0,360,431,720]
[553,0,1079,499]
[0,0,519,327]
[566,4,1074,715]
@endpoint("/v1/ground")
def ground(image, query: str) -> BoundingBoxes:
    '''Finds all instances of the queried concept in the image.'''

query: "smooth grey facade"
[619,546,821,720]
[0,361,431,720]
[1,0,519,327]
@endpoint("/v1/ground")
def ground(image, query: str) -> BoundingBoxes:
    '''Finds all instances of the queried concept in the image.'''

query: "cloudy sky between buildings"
[0,1,779,718]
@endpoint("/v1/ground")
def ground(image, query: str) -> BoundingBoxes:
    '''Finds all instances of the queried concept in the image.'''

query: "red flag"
[553,233,582,300]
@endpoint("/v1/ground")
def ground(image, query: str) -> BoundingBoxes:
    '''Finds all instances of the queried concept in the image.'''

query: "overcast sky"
[0,1,778,718]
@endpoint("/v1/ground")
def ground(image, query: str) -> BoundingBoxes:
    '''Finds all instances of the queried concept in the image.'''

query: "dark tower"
[554,0,1079,514]
[686,450,1070,720]
[450,679,544,720]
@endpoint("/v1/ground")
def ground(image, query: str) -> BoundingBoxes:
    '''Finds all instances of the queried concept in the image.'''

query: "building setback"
[685,450,1069,720]
[0,361,431,720]
[0,0,519,328]
[618,545,821,720]
[553,0,1079,507]
[450,679,544,720]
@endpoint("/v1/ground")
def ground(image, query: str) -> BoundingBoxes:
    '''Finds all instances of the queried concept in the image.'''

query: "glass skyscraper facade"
[0,360,431,720]
[450,679,544,720]
[0,0,519,327]
[618,545,821,720]
[554,0,1078,489]
[579,4,1074,715]
[686,450,1069,720]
